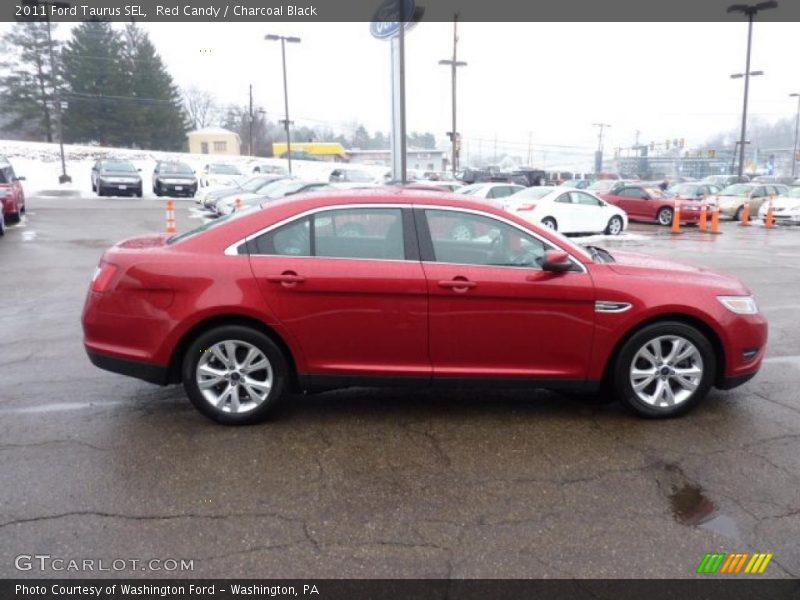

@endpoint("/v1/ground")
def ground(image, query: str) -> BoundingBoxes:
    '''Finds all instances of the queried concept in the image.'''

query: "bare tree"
[182,86,217,130]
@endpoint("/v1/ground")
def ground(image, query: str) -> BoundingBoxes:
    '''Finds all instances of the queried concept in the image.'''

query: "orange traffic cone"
[671,199,681,234]
[698,195,708,232]
[166,199,176,234]
[235,197,243,212]
[710,197,721,235]
[765,195,775,229]
[740,195,751,226]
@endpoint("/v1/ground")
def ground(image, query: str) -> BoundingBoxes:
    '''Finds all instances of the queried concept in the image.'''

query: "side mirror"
[542,250,572,273]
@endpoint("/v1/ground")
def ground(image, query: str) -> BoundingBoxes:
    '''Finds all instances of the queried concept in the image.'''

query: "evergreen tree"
[123,24,187,151]
[0,21,59,141]
[60,21,128,145]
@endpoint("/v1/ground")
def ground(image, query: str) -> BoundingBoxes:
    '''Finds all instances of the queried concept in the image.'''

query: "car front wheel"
[613,322,716,418]
[657,207,673,226]
[0,211,5,235]
[182,325,288,425]
[605,215,624,235]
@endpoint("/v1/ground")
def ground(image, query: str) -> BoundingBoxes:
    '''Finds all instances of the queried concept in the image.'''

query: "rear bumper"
[716,370,758,390]
[86,350,169,385]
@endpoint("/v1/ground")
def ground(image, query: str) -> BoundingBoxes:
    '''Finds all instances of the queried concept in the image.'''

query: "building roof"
[187,127,240,138]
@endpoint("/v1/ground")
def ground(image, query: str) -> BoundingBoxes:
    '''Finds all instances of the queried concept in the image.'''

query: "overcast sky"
[8,21,800,168]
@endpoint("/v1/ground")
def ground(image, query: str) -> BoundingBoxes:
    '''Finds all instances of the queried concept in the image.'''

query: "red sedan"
[0,157,26,224]
[599,184,703,226]
[82,189,767,424]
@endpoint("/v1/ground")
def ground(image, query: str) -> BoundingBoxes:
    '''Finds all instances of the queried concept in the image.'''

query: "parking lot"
[1,192,799,579]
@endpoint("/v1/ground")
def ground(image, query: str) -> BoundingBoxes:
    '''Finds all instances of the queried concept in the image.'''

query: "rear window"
[167,206,255,245]
[0,166,14,184]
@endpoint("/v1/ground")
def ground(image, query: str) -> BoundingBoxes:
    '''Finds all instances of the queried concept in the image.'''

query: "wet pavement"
[0,195,798,579]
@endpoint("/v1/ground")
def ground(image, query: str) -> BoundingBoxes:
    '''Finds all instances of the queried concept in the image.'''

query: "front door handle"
[266,272,306,286]
[438,278,476,291]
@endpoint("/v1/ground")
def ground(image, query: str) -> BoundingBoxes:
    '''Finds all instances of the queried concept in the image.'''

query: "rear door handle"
[438,278,476,290]
[266,272,306,285]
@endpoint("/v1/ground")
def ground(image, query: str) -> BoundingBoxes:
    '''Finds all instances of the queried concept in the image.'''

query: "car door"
[416,207,595,382]
[548,191,576,232]
[247,206,430,382]
[570,191,607,233]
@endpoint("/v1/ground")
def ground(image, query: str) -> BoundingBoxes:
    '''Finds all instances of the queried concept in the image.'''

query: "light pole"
[790,93,800,178]
[265,34,301,174]
[727,1,777,178]
[24,0,72,182]
[438,13,466,177]
[593,123,611,175]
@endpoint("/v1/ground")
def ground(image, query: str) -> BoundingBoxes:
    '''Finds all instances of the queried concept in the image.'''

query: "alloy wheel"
[629,335,703,407]
[657,208,673,226]
[196,340,273,414]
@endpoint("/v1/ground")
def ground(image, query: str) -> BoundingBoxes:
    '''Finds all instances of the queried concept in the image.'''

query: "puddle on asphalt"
[656,463,741,542]
[0,401,124,414]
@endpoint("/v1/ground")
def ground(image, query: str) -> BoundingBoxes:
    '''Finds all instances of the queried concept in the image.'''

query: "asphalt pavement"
[0,193,798,579]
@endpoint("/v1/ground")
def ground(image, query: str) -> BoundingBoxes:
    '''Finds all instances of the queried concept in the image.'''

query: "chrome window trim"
[224,202,589,273]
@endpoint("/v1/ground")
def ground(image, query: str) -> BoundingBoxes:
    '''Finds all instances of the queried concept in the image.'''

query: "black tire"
[657,207,673,226]
[6,211,20,224]
[182,325,289,425]
[91,179,96,192]
[605,215,624,235]
[0,211,5,236]
[97,186,105,197]
[135,187,143,198]
[612,321,716,418]
[541,217,558,231]
[733,206,743,222]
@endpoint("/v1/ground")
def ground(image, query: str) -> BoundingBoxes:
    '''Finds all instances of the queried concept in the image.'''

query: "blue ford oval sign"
[370,0,416,39]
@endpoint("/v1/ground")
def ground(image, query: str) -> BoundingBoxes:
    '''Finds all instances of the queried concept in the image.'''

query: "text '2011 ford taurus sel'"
[82,189,767,425]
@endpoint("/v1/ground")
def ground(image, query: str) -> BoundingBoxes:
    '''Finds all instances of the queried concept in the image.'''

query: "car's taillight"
[517,203,537,211]
[91,262,118,292]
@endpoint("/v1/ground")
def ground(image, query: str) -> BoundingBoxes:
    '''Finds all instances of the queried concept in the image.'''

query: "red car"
[599,184,702,226]
[0,157,26,224]
[82,190,767,424]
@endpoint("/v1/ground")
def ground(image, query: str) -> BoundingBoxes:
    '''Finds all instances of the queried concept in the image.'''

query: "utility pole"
[438,13,467,177]
[527,132,533,167]
[265,34,301,174]
[36,0,72,183]
[727,1,776,177]
[593,122,611,175]
[790,93,800,178]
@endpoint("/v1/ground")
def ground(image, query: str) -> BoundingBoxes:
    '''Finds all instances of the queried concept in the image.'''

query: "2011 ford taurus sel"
[82,189,767,425]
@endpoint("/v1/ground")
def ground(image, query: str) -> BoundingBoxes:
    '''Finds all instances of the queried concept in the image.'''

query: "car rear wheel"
[734,206,744,222]
[605,215,624,235]
[613,322,715,418]
[0,211,5,235]
[541,217,558,231]
[657,207,673,226]
[182,325,288,425]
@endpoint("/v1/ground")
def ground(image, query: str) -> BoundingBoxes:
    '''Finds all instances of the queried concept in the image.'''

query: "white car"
[504,186,628,235]
[757,187,800,225]
[199,163,243,188]
[457,182,525,200]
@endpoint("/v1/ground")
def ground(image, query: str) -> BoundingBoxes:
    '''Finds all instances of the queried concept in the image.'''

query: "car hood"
[604,250,747,293]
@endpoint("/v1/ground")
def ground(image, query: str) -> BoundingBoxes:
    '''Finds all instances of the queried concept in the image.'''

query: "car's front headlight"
[718,295,758,315]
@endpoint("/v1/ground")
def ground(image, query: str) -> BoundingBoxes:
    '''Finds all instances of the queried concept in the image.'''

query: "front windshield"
[786,187,800,198]
[241,176,277,192]
[161,162,193,175]
[588,180,615,191]
[210,164,241,175]
[102,160,136,172]
[167,206,255,244]
[345,170,374,182]
[720,183,754,196]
